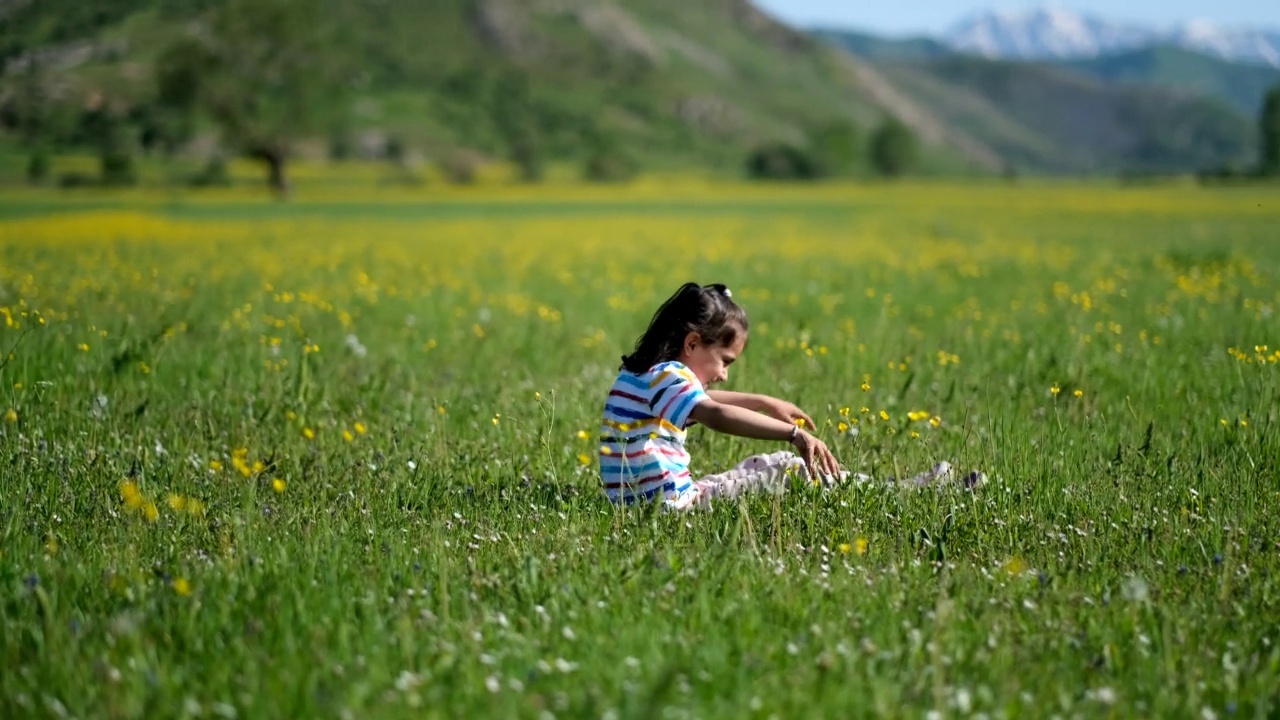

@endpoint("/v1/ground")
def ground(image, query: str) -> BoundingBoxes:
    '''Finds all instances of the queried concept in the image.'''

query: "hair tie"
[722,287,732,298]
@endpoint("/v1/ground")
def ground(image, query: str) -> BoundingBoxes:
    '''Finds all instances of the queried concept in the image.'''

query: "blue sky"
[753,1,1280,35]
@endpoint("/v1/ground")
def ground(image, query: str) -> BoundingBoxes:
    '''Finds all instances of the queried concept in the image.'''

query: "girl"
[598,282,843,510]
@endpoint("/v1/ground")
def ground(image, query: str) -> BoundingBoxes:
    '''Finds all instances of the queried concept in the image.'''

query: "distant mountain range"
[946,7,1280,68]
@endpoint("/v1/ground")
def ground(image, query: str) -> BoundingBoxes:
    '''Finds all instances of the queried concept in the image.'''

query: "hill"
[872,55,1256,174]
[1058,45,1280,114]
[810,29,952,62]
[0,0,998,178]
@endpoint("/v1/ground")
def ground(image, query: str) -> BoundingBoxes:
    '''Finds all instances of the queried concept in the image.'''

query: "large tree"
[156,0,351,196]
[1262,85,1280,177]
[869,118,918,178]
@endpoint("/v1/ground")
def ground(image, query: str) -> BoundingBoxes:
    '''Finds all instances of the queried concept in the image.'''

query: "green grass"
[1,181,1278,718]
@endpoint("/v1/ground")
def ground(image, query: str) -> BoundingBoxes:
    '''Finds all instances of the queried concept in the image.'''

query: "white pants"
[672,452,983,510]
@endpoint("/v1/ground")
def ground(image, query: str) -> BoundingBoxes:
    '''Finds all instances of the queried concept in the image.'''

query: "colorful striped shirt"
[598,361,709,508]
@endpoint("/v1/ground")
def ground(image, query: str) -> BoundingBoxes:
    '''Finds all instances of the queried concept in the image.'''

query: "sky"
[752,1,1280,36]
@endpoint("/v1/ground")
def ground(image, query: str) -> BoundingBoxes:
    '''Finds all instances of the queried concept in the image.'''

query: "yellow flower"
[838,543,852,554]
[173,577,192,596]
[855,538,868,555]
[1073,389,1083,398]
[286,410,297,420]
[929,416,942,428]
[878,410,890,421]
[577,453,591,466]
[576,429,589,440]
[600,445,614,456]
[272,478,287,494]
[794,418,806,428]
[120,480,145,509]
[143,502,159,523]
[1050,385,1061,396]
[837,422,849,433]
[860,382,871,392]
[859,407,870,414]
[167,494,187,511]
[491,415,500,426]
[78,343,90,352]
[1003,557,1027,575]
[437,405,446,415]
[910,431,920,439]
[354,421,367,435]
[4,408,15,423]
[186,498,206,517]
[303,427,315,440]
[839,407,850,417]
[343,429,355,442]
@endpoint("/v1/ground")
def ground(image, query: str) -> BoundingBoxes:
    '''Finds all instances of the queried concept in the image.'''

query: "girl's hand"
[790,430,840,480]
[761,398,816,431]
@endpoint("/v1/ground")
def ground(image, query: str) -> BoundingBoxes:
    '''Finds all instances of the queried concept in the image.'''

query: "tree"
[809,121,861,177]
[155,0,351,197]
[1261,85,1280,177]
[869,118,918,178]
[745,143,822,181]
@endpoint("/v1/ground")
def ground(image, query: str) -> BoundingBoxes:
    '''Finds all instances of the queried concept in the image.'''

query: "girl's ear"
[681,331,700,357]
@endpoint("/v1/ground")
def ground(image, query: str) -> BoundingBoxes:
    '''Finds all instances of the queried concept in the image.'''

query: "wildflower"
[838,543,852,554]
[491,415,500,426]
[354,421,367,435]
[210,459,223,471]
[839,407,850,417]
[855,538,868,555]
[167,494,187,512]
[437,405,446,415]
[4,408,15,423]
[343,429,355,442]
[837,422,849,433]
[794,418,806,428]
[929,416,942,428]
[78,343,90,352]
[1003,557,1027,575]
[143,502,159,523]
[577,453,591,466]
[303,427,315,440]
[1050,385,1061,396]
[910,431,920,439]
[859,407,870,414]
[861,381,871,392]
[186,498,206,517]
[120,480,145,509]
[600,446,613,456]
[173,577,192,596]
[576,429,589,440]
[1073,389,1083,398]
[878,410,889,421]
[273,478,287,494]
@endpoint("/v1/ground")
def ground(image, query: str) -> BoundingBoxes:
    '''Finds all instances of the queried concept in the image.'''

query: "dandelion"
[437,405,446,415]
[273,478,287,494]
[576,429,589,440]
[4,408,15,423]
[78,343,90,352]
[861,381,871,392]
[1003,557,1027,575]
[303,427,315,440]
[143,502,159,523]
[120,480,145,509]
[879,410,890,421]
[173,577,192,596]
[1050,385,1061,396]
[859,407,870,414]
[838,543,852,554]
[929,416,942,428]
[491,414,500,426]
[837,422,849,433]
[794,418,806,428]
[167,494,187,512]
[855,538,868,555]
[354,421,367,435]
[210,459,223,471]
[839,407,850,417]
[343,429,355,442]
[577,453,591,466]
[1073,389,1083,398]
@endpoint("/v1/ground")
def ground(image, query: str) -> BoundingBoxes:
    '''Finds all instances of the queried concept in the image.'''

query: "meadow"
[1,179,1277,719]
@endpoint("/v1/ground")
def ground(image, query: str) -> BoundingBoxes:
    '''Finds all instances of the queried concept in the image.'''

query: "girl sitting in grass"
[597,282,844,510]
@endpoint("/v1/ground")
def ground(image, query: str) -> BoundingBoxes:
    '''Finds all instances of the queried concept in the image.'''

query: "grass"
[1,180,1277,719]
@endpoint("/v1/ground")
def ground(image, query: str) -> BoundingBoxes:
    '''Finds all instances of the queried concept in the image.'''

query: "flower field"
[1,181,1277,718]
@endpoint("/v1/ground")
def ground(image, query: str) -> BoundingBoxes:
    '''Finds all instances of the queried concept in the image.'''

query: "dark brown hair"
[620,283,748,373]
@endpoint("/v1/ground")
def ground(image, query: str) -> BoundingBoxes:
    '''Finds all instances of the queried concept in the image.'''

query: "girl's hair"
[620,282,748,373]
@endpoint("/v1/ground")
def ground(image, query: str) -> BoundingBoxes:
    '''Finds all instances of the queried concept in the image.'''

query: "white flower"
[485,675,501,693]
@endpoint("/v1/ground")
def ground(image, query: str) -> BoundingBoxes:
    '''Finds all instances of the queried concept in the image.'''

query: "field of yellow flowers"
[1,180,1277,718]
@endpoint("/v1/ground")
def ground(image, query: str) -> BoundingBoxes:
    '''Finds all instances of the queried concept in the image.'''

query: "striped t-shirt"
[598,361,709,508]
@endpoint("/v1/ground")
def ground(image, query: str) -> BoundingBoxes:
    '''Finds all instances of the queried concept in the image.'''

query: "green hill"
[0,0,994,178]
[1058,45,1280,115]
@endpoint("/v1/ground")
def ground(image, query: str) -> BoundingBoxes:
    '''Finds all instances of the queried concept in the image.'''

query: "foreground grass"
[1,182,1277,718]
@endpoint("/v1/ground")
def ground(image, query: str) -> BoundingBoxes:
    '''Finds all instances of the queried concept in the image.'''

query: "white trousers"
[670,451,983,510]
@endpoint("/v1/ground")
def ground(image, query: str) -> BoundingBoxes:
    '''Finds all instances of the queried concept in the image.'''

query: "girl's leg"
[694,452,806,502]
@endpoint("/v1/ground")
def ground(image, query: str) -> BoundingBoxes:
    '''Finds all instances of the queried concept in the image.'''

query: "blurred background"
[1,0,1278,195]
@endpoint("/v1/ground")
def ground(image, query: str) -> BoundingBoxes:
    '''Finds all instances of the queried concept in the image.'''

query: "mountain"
[0,0,999,176]
[864,55,1256,174]
[810,29,952,62]
[1059,45,1280,114]
[946,7,1280,68]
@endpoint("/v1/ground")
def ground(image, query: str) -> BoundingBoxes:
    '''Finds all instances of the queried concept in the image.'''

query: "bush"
[869,118,918,178]
[746,142,822,180]
[26,148,50,185]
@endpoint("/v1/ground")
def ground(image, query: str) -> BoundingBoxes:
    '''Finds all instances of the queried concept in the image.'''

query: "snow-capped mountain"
[946,7,1280,67]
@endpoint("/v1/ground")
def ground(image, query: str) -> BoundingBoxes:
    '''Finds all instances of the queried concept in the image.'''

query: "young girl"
[598,282,843,510]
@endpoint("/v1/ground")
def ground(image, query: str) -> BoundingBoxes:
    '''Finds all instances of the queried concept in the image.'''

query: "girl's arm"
[689,400,840,478]
[706,390,816,429]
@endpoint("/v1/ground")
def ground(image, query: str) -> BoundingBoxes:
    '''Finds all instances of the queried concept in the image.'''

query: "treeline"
[745,118,918,181]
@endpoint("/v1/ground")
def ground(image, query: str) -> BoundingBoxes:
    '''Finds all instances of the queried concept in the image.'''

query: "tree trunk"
[250,145,290,199]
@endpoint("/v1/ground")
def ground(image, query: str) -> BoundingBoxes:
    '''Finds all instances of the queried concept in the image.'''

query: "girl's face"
[680,330,746,388]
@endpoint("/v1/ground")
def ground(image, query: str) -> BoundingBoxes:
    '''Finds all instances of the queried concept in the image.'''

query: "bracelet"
[789,424,799,443]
